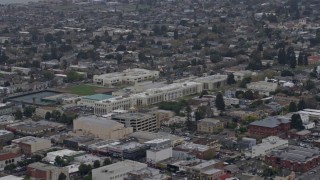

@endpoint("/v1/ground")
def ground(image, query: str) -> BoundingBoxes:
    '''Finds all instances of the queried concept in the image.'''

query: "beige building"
[73,116,133,140]
[197,118,224,133]
[12,136,51,155]
[246,81,278,96]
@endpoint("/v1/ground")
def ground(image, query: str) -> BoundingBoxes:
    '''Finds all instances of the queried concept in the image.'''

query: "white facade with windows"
[94,82,203,115]
[93,68,159,86]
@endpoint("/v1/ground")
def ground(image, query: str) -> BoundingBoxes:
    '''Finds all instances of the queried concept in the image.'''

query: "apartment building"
[197,118,224,133]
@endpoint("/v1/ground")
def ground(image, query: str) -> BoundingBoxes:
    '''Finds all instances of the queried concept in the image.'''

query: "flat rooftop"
[12,136,51,145]
[83,94,113,101]
[94,160,147,173]
[6,91,60,105]
[76,116,122,127]
[112,113,153,120]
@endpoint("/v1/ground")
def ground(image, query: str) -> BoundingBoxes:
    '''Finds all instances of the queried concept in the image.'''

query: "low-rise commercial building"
[0,130,14,145]
[44,149,85,163]
[0,145,22,170]
[112,113,158,132]
[12,136,51,155]
[173,142,218,160]
[188,160,224,179]
[197,118,224,133]
[265,146,320,172]
[92,160,147,180]
[129,131,184,147]
[27,162,69,180]
[97,141,148,160]
[145,139,172,166]
[250,136,288,158]
[125,167,169,180]
[73,116,133,140]
[6,121,53,136]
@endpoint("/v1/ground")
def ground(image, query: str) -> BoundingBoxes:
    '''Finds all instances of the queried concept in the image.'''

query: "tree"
[243,90,254,100]
[23,106,35,118]
[43,71,55,80]
[262,166,277,177]
[291,114,304,130]
[288,102,297,112]
[45,112,51,120]
[51,110,61,121]
[116,44,126,51]
[93,160,100,169]
[298,52,304,66]
[239,77,251,88]
[199,90,208,98]
[289,52,296,68]
[4,164,16,172]
[14,109,23,120]
[44,33,54,42]
[79,164,92,176]
[257,42,263,51]
[174,29,178,39]
[304,79,315,91]
[215,93,225,111]
[58,173,67,180]
[297,99,306,111]
[103,158,112,166]
[185,105,193,131]
[210,54,222,63]
[66,71,82,82]
[3,81,10,87]
[55,156,65,167]
[277,48,286,65]
[227,73,236,85]
[281,70,294,77]
[304,54,308,65]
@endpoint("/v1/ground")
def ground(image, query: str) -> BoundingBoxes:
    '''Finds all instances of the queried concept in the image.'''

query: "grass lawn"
[65,84,105,96]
